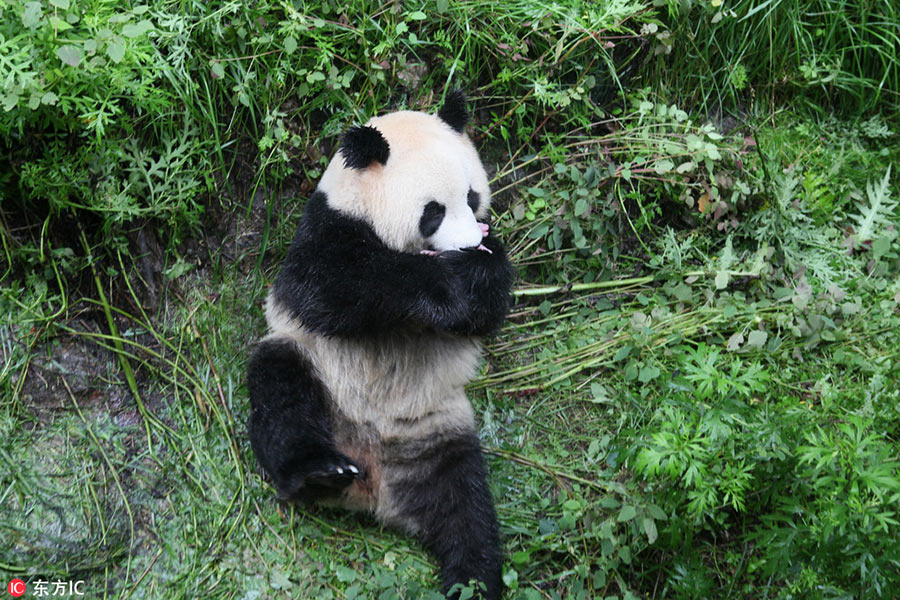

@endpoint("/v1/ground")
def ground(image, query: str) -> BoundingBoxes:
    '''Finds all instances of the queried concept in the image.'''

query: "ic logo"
[7,579,26,597]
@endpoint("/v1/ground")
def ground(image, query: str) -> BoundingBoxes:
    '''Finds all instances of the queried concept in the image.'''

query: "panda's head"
[317,91,492,254]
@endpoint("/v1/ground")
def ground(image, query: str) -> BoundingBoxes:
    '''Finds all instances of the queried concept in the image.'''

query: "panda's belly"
[309,329,483,514]
[265,302,482,432]
[265,305,484,513]
[303,328,481,437]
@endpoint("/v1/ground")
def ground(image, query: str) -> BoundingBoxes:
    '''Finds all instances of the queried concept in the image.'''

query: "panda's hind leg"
[384,433,502,600]
[248,336,362,501]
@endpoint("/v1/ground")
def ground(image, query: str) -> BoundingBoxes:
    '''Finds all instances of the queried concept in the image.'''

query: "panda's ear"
[340,125,390,169]
[438,89,468,133]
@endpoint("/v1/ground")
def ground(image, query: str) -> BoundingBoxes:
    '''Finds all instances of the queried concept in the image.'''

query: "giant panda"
[247,90,513,599]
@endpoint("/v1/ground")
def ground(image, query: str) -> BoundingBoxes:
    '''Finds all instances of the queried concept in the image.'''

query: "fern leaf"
[851,166,897,247]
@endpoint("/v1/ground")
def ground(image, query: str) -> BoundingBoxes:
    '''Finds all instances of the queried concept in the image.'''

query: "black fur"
[419,200,446,238]
[271,191,514,338]
[467,189,480,213]
[386,434,502,599]
[248,337,362,501]
[340,125,390,169]
[438,89,469,133]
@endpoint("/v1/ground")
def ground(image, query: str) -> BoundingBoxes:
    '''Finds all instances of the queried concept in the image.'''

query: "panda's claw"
[303,456,365,490]
[420,249,440,257]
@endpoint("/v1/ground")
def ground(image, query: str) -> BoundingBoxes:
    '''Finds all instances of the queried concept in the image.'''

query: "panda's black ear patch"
[340,125,390,169]
[438,89,469,133]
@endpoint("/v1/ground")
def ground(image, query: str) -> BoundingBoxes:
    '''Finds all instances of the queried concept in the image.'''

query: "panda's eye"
[467,189,480,213]
[419,201,446,238]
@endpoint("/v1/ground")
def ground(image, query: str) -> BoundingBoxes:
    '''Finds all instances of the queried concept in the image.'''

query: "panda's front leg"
[384,433,502,600]
[248,336,362,500]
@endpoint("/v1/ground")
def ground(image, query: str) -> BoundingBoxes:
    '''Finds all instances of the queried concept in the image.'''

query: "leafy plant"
[849,166,897,249]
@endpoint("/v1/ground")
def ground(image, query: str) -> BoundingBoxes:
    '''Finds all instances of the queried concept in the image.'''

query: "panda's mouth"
[419,222,492,257]
[419,243,492,256]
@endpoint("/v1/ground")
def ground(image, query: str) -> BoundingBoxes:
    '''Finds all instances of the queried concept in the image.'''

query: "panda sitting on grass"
[248,90,513,599]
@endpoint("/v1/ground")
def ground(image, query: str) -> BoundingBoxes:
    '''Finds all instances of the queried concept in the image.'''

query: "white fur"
[265,301,480,441]
[318,110,491,253]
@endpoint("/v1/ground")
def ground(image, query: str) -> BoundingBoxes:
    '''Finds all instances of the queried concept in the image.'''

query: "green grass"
[648,0,900,116]
[3,0,900,598]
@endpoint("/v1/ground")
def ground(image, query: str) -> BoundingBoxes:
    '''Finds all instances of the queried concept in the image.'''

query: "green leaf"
[617,505,637,522]
[563,499,581,511]
[408,10,427,19]
[638,365,660,383]
[705,143,722,160]
[22,2,43,28]
[284,35,298,54]
[56,45,82,67]
[613,345,631,362]
[269,570,292,590]
[40,92,59,106]
[747,330,768,348]
[1,93,20,111]
[590,383,612,404]
[643,517,658,544]
[851,166,895,247]
[122,19,153,38]
[436,0,449,12]
[502,567,518,589]
[211,61,225,79]
[646,504,667,520]
[106,41,125,63]
[574,197,589,216]
[164,259,193,279]
[653,159,674,174]
[49,16,73,31]
[715,271,729,289]
[672,283,692,302]
[726,332,744,351]
[49,0,70,8]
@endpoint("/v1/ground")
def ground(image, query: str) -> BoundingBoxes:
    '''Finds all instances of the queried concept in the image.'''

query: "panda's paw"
[305,456,365,490]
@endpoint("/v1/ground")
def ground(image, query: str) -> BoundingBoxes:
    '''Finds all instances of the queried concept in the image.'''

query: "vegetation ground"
[2,1,899,598]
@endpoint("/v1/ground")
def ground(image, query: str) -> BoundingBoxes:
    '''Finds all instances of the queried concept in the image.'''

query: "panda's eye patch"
[467,189,480,213]
[419,201,446,238]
